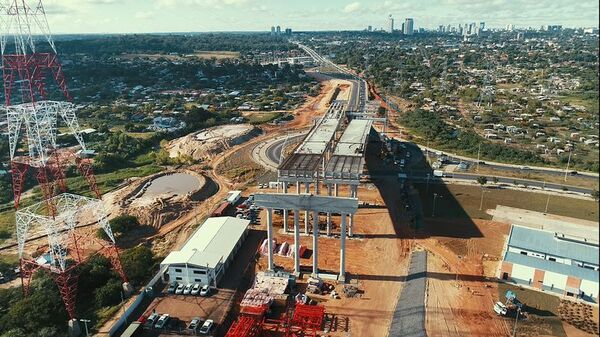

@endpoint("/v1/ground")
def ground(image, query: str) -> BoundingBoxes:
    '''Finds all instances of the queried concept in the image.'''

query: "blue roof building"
[500,225,599,303]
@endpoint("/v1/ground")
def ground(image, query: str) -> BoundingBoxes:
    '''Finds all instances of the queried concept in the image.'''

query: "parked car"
[188,317,202,331]
[145,313,159,328]
[493,301,507,316]
[191,283,201,295]
[167,281,178,294]
[200,285,210,297]
[155,314,170,329]
[183,284,193,295]
[199,319,214,334]
[175,284,185,295]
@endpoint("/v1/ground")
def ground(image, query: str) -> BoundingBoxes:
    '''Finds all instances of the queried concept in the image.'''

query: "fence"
[108,266,167,336]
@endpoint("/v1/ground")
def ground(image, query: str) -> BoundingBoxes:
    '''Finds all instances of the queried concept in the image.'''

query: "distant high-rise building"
[479,22,485,31]
[506,24,514,31]
[368,25,373,32]
[276,25,281,34]
[547,25,563,32]
[387,14,394,33]
[285,28,292,35]
[404,18,414,35]
[271,26,276,35]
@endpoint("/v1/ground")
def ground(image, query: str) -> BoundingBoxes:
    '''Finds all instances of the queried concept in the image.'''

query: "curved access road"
[252,132,307,171]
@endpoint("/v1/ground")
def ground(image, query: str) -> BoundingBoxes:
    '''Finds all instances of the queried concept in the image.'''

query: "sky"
[42,0,600,34]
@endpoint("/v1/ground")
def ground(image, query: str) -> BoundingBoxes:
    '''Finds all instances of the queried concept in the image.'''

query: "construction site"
[0,3,598,337]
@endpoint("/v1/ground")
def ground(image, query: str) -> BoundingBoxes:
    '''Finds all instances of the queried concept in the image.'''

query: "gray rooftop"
[508,225,599,265]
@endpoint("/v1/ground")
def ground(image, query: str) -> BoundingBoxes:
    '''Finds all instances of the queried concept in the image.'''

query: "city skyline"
[43,0,599,34]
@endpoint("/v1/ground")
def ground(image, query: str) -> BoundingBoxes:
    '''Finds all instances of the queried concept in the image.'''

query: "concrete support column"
[282,183,288,233]
[312,210,319,276]
[296,181,300,194]
[304,183,310,235]
[349,185,357,237]
[266,208,274,271]
[334,183,339,197]
[339,213,347,281]
[293,209,300,274]
[326,184,332,236]
[315,181,320,195]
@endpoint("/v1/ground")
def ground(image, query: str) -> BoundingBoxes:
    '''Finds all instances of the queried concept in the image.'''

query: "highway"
[252,44,595,197]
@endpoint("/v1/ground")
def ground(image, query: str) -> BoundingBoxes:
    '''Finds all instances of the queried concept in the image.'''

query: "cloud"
[156,0,250,8]
[343,2,362,13]
[135,11,154,19]
[85,0,118,4]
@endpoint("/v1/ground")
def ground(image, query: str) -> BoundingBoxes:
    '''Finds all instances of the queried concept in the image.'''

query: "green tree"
[109,215,140,234]
[120,246,154,286]
[476,176,488,187]
[592,189,599,202]
[94,279,123,307]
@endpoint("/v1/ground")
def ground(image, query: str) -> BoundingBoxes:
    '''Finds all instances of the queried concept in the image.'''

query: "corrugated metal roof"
[508,225,598,265]
[160,217,249,268]
[504,251,599,282]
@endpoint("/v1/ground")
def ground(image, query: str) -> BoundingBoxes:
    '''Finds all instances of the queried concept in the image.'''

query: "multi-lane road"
[253,43,595,197]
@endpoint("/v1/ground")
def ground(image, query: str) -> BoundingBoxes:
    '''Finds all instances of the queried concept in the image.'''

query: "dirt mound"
[167,124,262,161]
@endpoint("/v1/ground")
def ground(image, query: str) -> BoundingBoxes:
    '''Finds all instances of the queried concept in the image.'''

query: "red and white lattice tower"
[1,0,128,320]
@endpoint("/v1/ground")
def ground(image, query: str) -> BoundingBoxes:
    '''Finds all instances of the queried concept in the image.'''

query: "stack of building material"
[287,244,307,258]
[259,238,277,255]
[240,288,274,308]
[277,242,289,256]
[254,272,289,295]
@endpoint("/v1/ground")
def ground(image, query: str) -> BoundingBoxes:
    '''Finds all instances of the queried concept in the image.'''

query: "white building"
[387,15,394,33]
[500,225,599,302]
[160,217,250,286]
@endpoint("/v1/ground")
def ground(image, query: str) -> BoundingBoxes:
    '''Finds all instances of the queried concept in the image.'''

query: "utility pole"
[545,194,550,214]
[479,188,486,211]
[432,193,441,217]
[80,319,91,337]
[477,143,481,172]
[512,307,522,337]
[120,291,128,325]
[564,150,573,182]
[426,139,431,164]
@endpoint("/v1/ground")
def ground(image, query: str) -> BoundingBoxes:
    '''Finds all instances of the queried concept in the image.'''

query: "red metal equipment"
[226,303,326,337]
[225,305,267,337]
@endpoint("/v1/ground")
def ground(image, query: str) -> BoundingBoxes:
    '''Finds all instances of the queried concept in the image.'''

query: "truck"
[226,190,242,205]
[433,170,444,178]
[212,202,231,217]
[269,181,284,189]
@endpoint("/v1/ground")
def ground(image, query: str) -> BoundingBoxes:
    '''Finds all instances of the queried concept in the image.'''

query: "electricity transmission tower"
[1,0,128,323]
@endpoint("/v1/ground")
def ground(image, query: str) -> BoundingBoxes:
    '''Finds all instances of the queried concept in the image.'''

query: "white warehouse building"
[500,225,599,302]
[160,217,249,286]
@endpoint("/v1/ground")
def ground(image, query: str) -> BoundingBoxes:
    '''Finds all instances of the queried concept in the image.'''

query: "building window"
[195,279,202,282]
[175,277,182,281]
[548,257,556,262]
[520,251,528,256]
[193,270,207,275]
[175,268,182,273]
